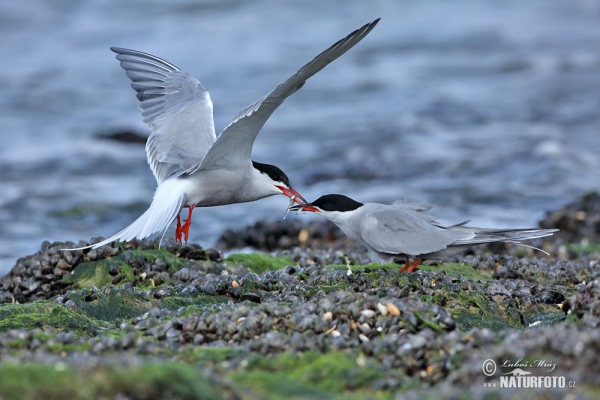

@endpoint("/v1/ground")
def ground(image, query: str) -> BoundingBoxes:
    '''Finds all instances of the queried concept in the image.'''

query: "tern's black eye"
[252,161,291,186]
[312,194,363,212]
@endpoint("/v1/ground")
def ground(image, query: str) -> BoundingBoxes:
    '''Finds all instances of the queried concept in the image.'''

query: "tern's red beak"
[276,186,306,204]
[289,203,321,213]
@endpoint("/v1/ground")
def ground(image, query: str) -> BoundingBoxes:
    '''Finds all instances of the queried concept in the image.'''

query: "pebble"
[377,302,389,316]
[387,302,401,316]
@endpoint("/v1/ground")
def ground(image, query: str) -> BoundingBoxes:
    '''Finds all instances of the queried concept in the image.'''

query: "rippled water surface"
[2,0,600,274]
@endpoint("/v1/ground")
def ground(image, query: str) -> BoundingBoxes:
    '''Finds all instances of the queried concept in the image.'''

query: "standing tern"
[290,194,558,273]
[68,19,380,250]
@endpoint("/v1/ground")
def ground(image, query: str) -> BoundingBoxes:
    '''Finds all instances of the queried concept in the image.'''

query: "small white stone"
[361,309,376,318]
[377,302,388,316]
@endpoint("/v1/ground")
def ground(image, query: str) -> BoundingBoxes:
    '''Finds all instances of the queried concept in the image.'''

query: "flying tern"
[290,194,558,272]
[68,19,380,250]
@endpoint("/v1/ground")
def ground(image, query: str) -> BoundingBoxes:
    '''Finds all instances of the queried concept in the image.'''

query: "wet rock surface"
[540,191,600,243]
[1,198,599,399]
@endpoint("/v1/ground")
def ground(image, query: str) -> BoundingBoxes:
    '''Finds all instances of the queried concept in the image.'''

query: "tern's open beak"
[289,203,321,213]
[276,186,307,204]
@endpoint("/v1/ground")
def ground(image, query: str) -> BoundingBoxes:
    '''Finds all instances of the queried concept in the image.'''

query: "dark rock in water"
[96,129,147,144]
[540,191,600,242]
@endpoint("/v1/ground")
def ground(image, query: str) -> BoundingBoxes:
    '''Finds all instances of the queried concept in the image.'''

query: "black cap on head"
[252,161,291,187]
[312,194,363,212]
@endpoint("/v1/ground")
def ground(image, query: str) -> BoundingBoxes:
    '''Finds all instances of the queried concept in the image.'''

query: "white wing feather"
[111,47,217,183]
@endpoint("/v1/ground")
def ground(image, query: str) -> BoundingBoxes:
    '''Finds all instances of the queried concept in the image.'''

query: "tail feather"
[63,179,188,250]
[452,228,558,250]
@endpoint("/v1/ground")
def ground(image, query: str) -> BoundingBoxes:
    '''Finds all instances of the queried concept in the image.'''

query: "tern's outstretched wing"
[358,203,474,256]
[196,18,380,171]
[111,47,217,184]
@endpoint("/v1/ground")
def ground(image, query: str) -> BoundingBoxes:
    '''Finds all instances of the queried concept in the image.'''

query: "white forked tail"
[64,179,189,250]
[452,228,559,255]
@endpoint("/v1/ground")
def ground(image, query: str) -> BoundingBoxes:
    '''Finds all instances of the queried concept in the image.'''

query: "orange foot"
[399,258,420,273]
[180,204,195,243]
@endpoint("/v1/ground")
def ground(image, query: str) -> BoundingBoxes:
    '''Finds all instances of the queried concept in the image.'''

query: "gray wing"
[111,47,217,184]
[359,203,474,256]
[195,19,380,171]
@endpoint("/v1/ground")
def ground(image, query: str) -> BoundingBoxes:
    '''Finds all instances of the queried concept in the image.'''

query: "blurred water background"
[1,0,600,275]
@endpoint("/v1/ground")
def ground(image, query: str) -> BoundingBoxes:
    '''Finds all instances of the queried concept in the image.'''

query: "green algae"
[0,362,222,400]
[428,291,512,331]
[418,262,493,281]
[0,301,109,335]
[234,372,339,400]
[183,346,237,364]
[161,295,231,310]
[61,260,115,289]
[232,351,401,400]
[224,253,295,273]
[443,290,565,331]
[69,288,153,322]
[565,242,600,258]
[453,308,515,331]
[129,249,187,271]
[61,249,188,290]
[45,341,94,354]
[0,363,82,400]
[327,262,492,282]
[430,290,514,331]
[413,311,443,333]
[326,263,393,272]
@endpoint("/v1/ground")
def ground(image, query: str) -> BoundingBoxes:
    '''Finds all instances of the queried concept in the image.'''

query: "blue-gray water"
[2,0,600,275]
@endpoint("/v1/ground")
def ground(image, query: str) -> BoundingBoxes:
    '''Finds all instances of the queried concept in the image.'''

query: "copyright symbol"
[482,359,496,376]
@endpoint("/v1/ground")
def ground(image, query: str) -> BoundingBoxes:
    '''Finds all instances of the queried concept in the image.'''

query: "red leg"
[399,257,420,273]
[175,214,183,243]
[399,257,412,273]
[406,258,420,273]
[181,205,195,243]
